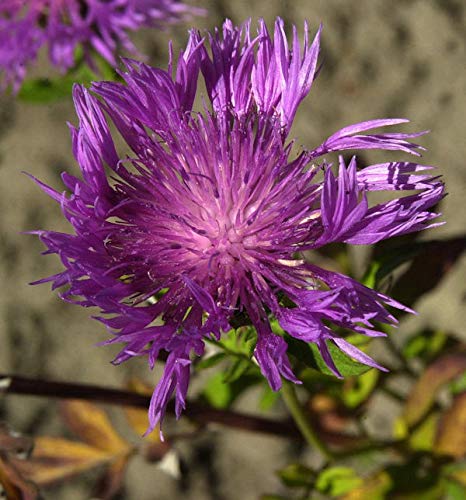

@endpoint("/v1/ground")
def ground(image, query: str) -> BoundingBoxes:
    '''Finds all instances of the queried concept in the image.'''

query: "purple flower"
[0,0,202,92]
[30,18,444,436]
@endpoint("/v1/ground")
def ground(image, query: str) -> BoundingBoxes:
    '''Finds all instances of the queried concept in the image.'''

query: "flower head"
[30,18,444,436]
[0,0,202,92]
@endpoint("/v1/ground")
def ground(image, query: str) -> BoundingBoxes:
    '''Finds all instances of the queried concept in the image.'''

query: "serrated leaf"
[342,369,379,408]
[60,400,130,454]
[402,354,466,427]
[13,437,112,486]
[435,392,466,458]
[316,466,363,496]
[276,463,314,488]
[311,340,373,377]
[286,336,372,377]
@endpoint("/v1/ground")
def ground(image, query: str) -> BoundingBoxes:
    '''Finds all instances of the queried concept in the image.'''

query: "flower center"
[189,209,256,270]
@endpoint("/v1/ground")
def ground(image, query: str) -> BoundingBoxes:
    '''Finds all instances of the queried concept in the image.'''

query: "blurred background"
[0,0,465,498]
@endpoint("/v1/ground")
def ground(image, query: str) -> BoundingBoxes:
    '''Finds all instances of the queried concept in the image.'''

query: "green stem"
[281,382,334,461]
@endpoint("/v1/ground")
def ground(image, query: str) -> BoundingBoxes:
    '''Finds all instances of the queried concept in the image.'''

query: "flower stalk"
[281,382,334,462]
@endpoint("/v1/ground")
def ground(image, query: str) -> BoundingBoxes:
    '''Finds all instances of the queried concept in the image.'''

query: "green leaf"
[202,370,261,409]
[286,336,372,377]
[444,479,466,500]
[222,358,252,383]
[365,238,465,313]
[18,77,74,103]
[363,244,421,290]
[408,413,439,452]
[18,54,117,103]
[316,466,363,497]
[402,330,448,360]
[196,353,227,370]
[259,385,280,411]
[385,458,440,495]
[202,373,232,409]
[450,371,466,395]
[216,327,257,358]
[342,369,379,408]
[443,462,466,487]
[362,261,382,289]
[341,471,391,500]
[276,463,314,488]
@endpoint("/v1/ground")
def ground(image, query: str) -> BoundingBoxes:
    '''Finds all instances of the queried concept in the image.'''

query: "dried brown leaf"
[126,378,153,396]
[124,406,171,462]
[60,400,130,454]
[402,353,466,427]
[124,379,158,441]
[13,437,113,486]
[0,453,40,500]
[124,378,171,460]
[124,379,153,438]
[92,454,130,500]
[435,392,466,458]
[124,407,152,439]
[0,422,34,458]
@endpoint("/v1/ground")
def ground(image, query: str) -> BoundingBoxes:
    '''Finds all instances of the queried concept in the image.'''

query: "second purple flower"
[0,0,201,92]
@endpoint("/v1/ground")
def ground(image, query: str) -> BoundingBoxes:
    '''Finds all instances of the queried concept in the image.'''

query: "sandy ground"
[0,1,465,498]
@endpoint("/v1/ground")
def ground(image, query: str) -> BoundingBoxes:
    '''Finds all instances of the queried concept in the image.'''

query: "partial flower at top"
[0,0,202,92]
[29,18,444,437]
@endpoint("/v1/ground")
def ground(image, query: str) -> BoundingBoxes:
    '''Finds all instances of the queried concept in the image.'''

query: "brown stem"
[0,373,299,439]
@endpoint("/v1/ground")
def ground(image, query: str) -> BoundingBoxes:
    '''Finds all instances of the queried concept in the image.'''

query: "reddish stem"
[0,373,299,439]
